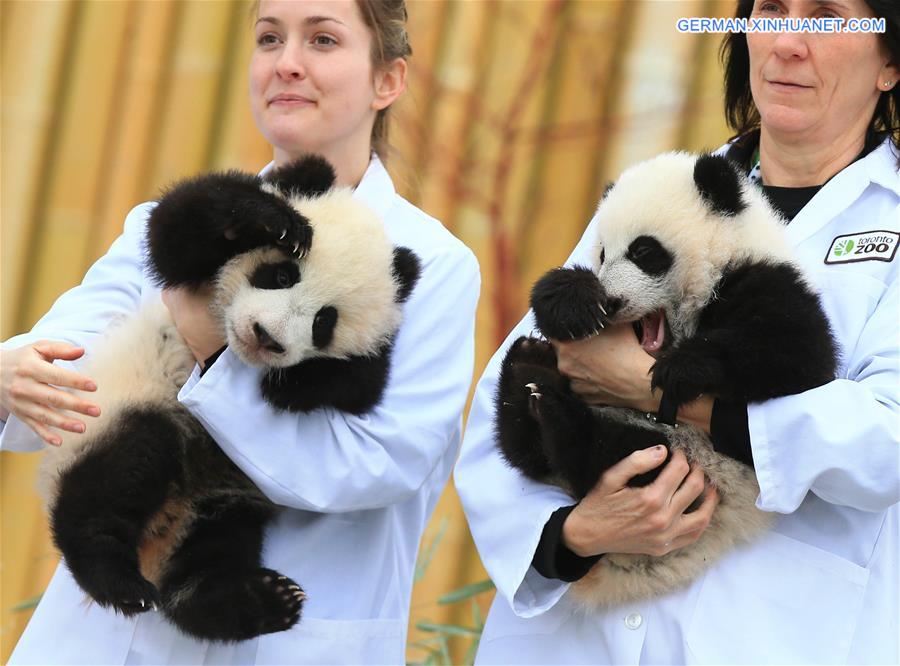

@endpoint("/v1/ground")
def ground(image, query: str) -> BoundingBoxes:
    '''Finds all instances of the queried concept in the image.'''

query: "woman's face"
[747,0,897,141]
[250,0,387,163]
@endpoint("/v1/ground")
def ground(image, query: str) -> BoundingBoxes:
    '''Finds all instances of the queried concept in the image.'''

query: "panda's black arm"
[651,261,838,406]
[260,346,394,416]
[530,266,610,341]
[146,171,313,289]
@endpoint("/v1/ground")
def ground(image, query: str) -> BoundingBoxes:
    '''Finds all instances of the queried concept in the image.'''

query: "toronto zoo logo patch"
[824,230,899,265]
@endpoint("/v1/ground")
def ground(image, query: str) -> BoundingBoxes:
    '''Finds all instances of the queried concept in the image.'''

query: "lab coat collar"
[258,153,396,221]
[785,138,899,247]
[720,137,900,248]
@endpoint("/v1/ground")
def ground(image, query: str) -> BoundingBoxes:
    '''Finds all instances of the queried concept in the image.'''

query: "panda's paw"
[254,214,313,259]
[506,336,558,369]
[224,210,313,259]
[526,382,569,426]
[269,217,314,259]
[248,568,305,635]
[97,575,161,617]
[530,266,610,341]
[651,352,722,406]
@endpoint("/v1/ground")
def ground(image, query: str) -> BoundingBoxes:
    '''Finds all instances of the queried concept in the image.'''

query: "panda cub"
[496,152,837,607]
[38,155,421,641]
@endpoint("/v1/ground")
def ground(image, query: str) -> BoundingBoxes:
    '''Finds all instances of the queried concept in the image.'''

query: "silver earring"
[884,81,894,89]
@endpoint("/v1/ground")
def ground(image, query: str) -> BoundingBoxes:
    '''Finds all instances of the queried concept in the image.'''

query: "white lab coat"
[456,140,900,665]
[2,156,480,665]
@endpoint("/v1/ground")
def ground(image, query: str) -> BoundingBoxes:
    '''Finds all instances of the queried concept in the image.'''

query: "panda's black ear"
[266,154,336,198]
[693,153,747,217]
[392,247,421,303]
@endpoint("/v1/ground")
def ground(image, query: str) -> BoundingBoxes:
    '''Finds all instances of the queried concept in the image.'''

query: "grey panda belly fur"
[568,408,773,608]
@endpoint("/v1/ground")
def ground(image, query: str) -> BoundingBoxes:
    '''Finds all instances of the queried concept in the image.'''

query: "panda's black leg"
[494,337,566,480]
[529,386,672,497]
[51,410,185,615]
[526,383,609,499]
[160,501,303,642]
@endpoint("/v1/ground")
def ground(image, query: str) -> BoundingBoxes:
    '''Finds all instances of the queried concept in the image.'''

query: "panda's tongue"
[640,310,666,354]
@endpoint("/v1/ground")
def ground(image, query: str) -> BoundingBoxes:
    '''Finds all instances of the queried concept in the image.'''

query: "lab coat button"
[624,612,642,629]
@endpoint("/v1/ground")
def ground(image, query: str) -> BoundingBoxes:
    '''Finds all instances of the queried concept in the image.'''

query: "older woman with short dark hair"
[457,1,899,663]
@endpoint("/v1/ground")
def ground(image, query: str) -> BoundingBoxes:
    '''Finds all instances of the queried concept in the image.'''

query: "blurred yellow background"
[1,0,736,662]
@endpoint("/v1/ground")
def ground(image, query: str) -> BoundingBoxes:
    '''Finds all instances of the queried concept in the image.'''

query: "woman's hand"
[161,287,225,366]
[554,324,715,433]
[562,446,718,558]
[553,323,659,412]
[0,341,101,446]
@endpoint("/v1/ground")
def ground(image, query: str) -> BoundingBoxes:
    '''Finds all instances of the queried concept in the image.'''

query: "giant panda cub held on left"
[37,155,421,642]
[496,152,837,607]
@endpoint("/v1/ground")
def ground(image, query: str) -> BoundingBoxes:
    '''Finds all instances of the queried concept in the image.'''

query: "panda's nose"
[604,296,624,318]
[253,322,285,354]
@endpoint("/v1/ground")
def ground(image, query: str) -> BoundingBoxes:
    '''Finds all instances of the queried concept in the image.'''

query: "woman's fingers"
[32,340,86,363]
[21,402,87,435]
[646,449,690,504]
[663,483,719,554]
[33,382,100,417]
[598,445,669,491]
[668,464,707,516]
[31,360,97,392]
[21,415,63,447]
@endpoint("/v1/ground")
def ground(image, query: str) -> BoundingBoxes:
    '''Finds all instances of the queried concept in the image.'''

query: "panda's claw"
[598,302,608,316]
[292,241,300,256]
[279,229,287,240]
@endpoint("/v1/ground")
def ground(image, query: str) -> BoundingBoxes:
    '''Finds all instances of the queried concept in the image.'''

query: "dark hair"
[721,0,900,161]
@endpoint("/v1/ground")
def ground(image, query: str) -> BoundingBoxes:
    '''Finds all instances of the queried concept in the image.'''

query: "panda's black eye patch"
[627,236,672,276]
[249,261,300,290]
[312,306,338,349]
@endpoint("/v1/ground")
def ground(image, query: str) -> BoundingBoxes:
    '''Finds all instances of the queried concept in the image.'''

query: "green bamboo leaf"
[470,598,483,628]
[437,635,452,665]
[464,636,481,666]
[416,621,481,636]
[437,579,494,605]
[414,517,449,582]
[10,594,42,612]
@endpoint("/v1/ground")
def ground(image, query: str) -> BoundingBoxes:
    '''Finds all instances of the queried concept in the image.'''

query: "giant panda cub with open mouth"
[38,155,420,641]
[496,152,837,607]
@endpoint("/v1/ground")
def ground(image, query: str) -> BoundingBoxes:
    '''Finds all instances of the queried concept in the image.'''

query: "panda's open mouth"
[634,309,667,356]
